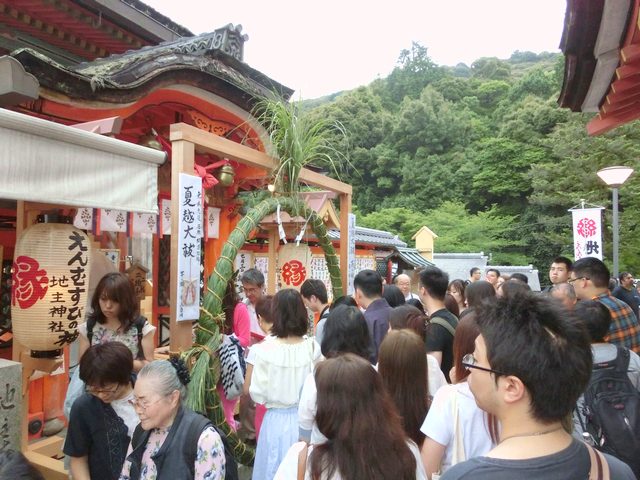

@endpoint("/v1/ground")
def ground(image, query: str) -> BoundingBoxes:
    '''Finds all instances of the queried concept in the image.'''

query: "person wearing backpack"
[120,358,238,480]
[79,272,156,372]
[573,300,640,477]
[419,267,459,383]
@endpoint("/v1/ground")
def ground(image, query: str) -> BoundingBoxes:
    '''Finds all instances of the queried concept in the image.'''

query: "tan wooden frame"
[169,123,352,351]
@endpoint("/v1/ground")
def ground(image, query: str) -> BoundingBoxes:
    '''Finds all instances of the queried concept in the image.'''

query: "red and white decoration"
[571,208,604,260]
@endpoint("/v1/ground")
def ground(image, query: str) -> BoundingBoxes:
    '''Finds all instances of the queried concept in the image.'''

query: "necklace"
[499,426,563,444]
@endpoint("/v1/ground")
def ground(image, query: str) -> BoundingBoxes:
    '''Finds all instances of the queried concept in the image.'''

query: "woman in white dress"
[249,289,322,480]
[276,353,426,479]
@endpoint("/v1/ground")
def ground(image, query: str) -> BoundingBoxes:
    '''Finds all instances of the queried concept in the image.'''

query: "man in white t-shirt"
[394,273,420,301]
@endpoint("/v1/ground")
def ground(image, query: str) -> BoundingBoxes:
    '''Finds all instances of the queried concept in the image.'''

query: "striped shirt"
[595,292,640,354]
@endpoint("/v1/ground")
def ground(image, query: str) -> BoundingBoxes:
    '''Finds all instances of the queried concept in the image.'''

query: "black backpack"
[131,414,239,480]
[578,346,640,478]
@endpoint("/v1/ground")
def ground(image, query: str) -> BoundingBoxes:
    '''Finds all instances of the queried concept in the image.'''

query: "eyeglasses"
[87,384,120,395]
[241,286,261,294]
[568,276,589,285]
[128,396,162,410]
[462,353,507,376]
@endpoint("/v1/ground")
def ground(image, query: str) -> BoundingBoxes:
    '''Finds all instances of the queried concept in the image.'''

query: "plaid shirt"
[595,292,640,353]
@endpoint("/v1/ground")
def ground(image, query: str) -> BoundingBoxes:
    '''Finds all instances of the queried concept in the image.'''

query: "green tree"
[471,57,512,80]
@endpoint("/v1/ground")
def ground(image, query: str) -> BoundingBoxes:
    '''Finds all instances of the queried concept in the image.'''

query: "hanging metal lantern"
[217,164,236,187]
[11,218,92,357]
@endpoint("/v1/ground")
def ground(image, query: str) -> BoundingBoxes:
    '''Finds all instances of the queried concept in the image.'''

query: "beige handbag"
[433,388,465,480]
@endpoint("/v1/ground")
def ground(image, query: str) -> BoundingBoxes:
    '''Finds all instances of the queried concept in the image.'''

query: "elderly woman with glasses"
[119,358,228,480]
[64,342,139,480]
[419,312,500,479]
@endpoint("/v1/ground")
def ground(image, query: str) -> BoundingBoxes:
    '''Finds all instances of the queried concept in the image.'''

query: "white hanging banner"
[99,209,128,233]
[207,207,221,239]
[347,213,357,295]
[176,174,203,321]
[132,212,157,236]
[73,207,93,230]
[160,198,171,236]
[572,208,604,260]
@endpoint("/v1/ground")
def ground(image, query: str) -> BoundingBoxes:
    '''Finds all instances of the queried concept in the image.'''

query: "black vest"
[126,406,209,480]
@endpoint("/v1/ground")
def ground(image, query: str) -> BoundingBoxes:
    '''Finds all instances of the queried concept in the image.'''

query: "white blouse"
[249,336,322,409]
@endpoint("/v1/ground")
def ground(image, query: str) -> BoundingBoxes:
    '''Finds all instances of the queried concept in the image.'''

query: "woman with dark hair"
[444,293,460,318]
[383,285,406,308]
[217,278,250,430]
[78,272,155,372]
[388,305,446,396]
[463,280,496,314]
[447,279,466,315]
[406,297,426,313]
[378,330,430,448]
[245,295,274,440]
[420,312,499,478]
[276,354,427,479]
[64,342,138,480]
[299,305,372,444]
[119,359,228,480]
[249,289,322,480]
[330,295,358,308]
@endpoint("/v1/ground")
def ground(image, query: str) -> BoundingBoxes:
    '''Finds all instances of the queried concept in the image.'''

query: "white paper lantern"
[12,222,92,356]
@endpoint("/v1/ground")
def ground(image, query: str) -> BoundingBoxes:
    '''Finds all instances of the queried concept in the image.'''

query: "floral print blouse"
[119,425,225,480]
[78,321,155,358]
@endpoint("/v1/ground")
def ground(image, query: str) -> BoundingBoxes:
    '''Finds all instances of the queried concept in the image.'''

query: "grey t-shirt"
[441,439,634,479]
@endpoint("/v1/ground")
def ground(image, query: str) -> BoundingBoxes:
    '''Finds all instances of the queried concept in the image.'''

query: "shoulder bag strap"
[586,443,610,480]
[430,316,456,337]
[297,443,309,480]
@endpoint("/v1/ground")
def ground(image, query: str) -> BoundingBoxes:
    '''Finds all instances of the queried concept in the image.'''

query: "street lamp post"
[596,166,634,278]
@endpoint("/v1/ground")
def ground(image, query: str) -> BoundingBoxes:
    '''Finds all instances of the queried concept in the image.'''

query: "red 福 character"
[281,260,307,287]
[12,256,49,309]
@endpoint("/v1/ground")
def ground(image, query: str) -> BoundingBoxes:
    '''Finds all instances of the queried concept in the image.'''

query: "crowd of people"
[39,256,640,479]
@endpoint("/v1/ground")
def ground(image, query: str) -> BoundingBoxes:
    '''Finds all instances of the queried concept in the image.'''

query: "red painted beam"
[616,63,640,79]
[588,109,640,135]
[621,44,640,63]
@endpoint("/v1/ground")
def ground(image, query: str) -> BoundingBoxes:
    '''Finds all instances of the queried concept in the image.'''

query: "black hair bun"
[169,356,190,386]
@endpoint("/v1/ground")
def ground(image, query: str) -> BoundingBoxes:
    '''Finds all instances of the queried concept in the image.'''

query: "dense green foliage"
[302,46,640,274]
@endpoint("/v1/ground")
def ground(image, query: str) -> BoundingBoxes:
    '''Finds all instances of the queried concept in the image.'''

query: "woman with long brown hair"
[420,312,499,479]
[378,329,430,448]
[388,305,447,396]
[276,354,427,479]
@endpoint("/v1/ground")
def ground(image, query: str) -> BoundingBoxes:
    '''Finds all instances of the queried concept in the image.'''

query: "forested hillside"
[303,43,640,273]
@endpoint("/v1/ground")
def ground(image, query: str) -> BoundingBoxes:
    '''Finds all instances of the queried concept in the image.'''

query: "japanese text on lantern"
[47,231,88,346]
[177,174,202,321]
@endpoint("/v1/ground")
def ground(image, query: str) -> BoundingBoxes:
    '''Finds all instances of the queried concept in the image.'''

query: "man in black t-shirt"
[419,266,458,382]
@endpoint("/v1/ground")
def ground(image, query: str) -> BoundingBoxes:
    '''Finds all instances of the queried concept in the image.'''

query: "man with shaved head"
[394,273,420,301]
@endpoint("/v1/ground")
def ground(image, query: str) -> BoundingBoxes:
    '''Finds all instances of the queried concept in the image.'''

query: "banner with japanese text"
[571,208,604,260]
[347,213,356,295]
[176,174,202,321]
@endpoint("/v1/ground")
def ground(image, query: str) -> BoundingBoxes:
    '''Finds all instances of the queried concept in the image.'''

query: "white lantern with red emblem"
[12,220,92,357]
[278,243,312,291]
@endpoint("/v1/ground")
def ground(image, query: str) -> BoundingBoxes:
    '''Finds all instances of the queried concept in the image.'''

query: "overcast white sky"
[143,0,566,99]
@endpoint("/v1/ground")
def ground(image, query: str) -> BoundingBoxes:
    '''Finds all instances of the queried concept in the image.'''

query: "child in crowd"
[244,295,274,440]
